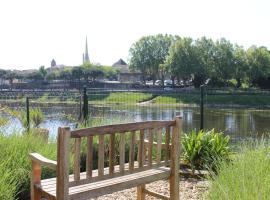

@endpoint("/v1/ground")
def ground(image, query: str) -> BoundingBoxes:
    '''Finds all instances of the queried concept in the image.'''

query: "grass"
[0,133,57,200]
[2,91,270,107]
[155,93,270,106]
[207,140,270,200]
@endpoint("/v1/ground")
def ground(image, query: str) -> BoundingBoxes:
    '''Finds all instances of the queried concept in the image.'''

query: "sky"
[0,0,269,70]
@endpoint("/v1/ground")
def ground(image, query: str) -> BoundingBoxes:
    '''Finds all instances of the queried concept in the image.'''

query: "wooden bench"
[29,117,182,200]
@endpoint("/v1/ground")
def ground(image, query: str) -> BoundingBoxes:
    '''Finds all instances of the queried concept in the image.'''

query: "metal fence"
[1,87,270,142]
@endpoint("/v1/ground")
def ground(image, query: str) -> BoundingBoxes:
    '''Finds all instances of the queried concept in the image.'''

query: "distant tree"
[46,70,59,80]
[232,45,248,88]
[247,46,270,87]
[39,66,47,80]
[129,34,174,85]
[71,67,84,81]
[165,37,198,86]
[211,38,235,86]
[0,69,7,85]
[193,37,216,87]
[4,71,18,89]
[82,63,104,81]
[26,71,43,81]
[59,69,72,82]
[101,66,118,80]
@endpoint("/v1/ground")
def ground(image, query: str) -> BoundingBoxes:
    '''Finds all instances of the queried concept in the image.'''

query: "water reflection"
[1,105,270,142]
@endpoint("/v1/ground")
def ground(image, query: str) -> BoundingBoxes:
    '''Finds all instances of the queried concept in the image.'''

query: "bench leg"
[137,184,145,200]
[31,161,41,200]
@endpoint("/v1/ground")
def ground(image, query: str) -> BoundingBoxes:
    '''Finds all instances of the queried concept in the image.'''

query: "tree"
[247,46,270,87]
[39,66,47,81]
[129,34,173,85]
[26,71,43,81]
[71,67,84,81]
[4,70,18,89]
[82,63,104,81]
[59,69,72,81]
[211,38,235,86]
[193,37,216,87]
[232,45,248,88]
[165,37,198,86]
[0,69,7,86]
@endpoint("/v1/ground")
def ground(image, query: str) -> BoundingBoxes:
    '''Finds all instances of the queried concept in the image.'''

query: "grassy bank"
[208,140,270,200]
[2,91,270,107]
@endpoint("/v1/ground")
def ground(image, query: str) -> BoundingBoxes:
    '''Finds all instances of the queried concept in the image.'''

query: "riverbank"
[2,92,270,108]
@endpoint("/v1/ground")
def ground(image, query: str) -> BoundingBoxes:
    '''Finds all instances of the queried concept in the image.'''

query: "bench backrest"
[56,117,182,199]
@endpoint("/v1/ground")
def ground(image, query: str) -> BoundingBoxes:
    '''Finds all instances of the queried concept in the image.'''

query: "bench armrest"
[29,153,57,170]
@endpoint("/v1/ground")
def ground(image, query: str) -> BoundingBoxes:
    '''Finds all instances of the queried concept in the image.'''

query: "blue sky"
[0,0,269,70]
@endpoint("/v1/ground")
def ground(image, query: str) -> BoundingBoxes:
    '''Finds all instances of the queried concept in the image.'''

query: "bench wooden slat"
[86,136,93,179]
[39,167,170,199]
[70,120,175,138]
[119,132,125,173]
[165,126,170,163]
[138,129,144,168]
[129,131,135,170]
[109,133,115,174]
[74,138,81,181]
[98,135,104,176]
[148,129,154,167]
[156,128,162,163]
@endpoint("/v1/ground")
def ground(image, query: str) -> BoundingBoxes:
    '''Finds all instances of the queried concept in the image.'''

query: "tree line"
[129,34,270,88]
[0,63,119,86]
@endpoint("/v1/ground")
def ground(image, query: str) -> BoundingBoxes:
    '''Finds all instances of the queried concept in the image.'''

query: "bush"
[182,129,230,172]
[208,140,270,200]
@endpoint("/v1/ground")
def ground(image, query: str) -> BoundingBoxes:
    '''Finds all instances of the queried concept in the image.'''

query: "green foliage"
[0,133,57,200]
[208,140,270,200]
[5,108,44,129]
[30,108,44,128]
[182,129,230,172]
[129,34,174,84]
[0,159,17,200]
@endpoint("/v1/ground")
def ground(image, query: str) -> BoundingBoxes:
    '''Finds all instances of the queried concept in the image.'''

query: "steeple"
[83,36,90,63]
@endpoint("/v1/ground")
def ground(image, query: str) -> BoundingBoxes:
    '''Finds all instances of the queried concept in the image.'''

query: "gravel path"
[91,178,208,200]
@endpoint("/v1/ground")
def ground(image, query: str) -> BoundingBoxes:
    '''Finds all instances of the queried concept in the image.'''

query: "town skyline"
[0,0,269,70]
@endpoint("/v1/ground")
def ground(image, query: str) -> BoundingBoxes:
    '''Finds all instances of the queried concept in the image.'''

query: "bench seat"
[36,166,170,200]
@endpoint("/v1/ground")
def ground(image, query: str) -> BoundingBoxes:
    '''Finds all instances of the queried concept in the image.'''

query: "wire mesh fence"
[1,87,270,142]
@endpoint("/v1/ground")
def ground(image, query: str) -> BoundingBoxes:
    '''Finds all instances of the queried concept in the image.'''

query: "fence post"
[200,85,204,130]
[78,94,82,120]
[26,97,30,131]
[83,86,88,122]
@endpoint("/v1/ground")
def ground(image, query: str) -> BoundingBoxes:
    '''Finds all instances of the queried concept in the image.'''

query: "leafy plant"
[182,129,230,172]
[30,108,44,128]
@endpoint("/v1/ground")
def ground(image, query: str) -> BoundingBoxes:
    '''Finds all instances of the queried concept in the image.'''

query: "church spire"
[84,36,90,64]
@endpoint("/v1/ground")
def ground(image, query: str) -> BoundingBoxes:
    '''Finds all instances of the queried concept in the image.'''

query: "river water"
[1,104,270,142]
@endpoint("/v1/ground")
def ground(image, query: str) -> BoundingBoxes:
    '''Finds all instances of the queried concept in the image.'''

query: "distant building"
[112,59,142,82]
[51,59,56,67]
[83,36,90,64]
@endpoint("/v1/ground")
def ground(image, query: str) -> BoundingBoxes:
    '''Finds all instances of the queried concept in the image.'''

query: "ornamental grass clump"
[182,129,230,172]
[208,140,270,200]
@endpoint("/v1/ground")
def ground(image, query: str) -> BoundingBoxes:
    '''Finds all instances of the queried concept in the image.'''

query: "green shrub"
[182,129,230,172]
[208,140,270,200]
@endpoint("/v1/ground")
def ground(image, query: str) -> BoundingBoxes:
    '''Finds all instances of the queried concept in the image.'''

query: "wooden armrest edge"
[29,153,57,170]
